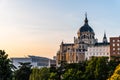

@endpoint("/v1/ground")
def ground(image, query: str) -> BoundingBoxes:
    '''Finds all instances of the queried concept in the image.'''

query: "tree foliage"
[0,50,13,80]
[83,57,109,80]
[84,57,97,80]
[15,62,32,80]
[29,67,50,80]
[28,57,120,80]
[108,64,120,80]
[10,56,120,80]
[62,68,82,80]
[49,72,57,80]
[0,49,119,80]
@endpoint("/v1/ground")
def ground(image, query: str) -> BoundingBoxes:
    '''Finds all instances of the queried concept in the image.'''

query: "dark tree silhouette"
[0,50,13,80]
[15,62,32,80]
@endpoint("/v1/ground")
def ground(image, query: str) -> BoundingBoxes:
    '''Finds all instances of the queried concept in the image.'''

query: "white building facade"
[85,43,110,60]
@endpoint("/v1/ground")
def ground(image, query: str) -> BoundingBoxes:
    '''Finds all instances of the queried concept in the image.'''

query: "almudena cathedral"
[56,14,111,65]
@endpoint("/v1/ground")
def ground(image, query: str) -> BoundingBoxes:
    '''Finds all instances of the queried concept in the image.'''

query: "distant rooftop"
[94,42,110,46]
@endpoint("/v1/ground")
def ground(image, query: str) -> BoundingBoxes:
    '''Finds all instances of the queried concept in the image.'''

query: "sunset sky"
[0,0,120,59]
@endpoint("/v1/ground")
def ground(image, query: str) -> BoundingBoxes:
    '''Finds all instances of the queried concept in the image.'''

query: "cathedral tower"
[77,13,95,45]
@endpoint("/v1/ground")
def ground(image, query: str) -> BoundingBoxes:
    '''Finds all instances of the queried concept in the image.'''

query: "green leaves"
[0,50,12,80]
[62,68,82,80]
[84,57,109,80]
[15,62,32,80]
[29,67,50,80]
[108,64,120,80]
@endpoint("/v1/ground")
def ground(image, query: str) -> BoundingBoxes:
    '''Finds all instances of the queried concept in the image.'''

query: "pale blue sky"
[0,0,119,58]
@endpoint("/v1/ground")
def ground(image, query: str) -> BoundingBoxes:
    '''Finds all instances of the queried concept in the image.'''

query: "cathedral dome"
[80,24,94,33]
[78,14,94,33]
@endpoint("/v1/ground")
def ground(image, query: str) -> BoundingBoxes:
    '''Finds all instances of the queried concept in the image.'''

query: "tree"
[108,64,120,80]
[0,50,13,80]
[49,66,57,80]
[39,67,50,80]
[83,57,97,80]
[62,68,82,80]
[107,57,120,78]
[56,61,67,80]
[29,68,40,80]
[29,67,50,80]
[49,72,57,80]
[15,62,32,80]
[84,57,109,80]
[62,62,86,80]
[94,57,109,80]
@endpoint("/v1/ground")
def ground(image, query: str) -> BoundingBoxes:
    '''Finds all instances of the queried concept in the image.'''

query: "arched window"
[84,35,85,38]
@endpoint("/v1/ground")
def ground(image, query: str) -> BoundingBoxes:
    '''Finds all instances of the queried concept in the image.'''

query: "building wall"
[11,56,56,69]
[11,58,35,69]
[110,37,120,56]
[85,45,110,60]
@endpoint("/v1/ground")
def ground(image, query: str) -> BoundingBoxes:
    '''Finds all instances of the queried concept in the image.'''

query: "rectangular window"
[103,53,105,55]
[117,40,120,42]
[96,53,98,55]
[117,44,119,46]
[113,52,115,54]
[113,48,115,51]
[118,48,120,50]
[113,44,115,47]
[113,40,115,42]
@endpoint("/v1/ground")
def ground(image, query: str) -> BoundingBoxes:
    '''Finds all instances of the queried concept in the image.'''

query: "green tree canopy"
[108,64,120,80]
[84,57,109,80]
[0,50,13,80]
[62,68,82,80]
[29,67,50,80]
[15,62,32,80]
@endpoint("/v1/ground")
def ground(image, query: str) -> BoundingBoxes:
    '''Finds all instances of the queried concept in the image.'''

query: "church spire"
[103,31,108,43]
[84,12,88,24]
[104,31,106,38]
